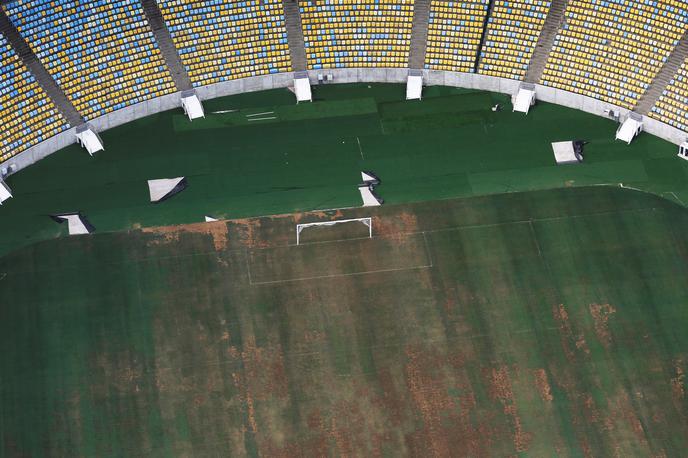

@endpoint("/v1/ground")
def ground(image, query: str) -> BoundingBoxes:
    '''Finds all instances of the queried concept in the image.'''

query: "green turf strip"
[0,83,684,258]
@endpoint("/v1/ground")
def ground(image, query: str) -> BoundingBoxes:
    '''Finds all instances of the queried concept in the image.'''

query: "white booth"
[551,141,583,164]
[50,212,95,235]
[616,112,643,144]
[678,141,688,161]
[406,69,423,100]
[0,180,12,205]
[512,83,536,114]
[358,170,383,206]
[181,89,205,121]
[75,124,104,156]
[294,71,312,103]
[148,177,188,203]
[358,185,383,206]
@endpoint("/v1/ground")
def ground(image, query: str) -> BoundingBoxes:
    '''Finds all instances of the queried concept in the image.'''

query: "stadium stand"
[2,0,176,120]
[0,32,67,163]
[156,0,292,87]
[540,0,688,110]
[478,0,551,80]
[299,0,415,69]
[650,59,688,131]
[424,0,490,72]
[4,0,688,167]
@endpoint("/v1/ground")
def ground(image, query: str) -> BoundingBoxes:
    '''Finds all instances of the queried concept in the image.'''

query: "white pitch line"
[528,220,543,258]
[244,250,253,285]
[246,111,275,117]
[357,136,364,160]
[422,231,434,268]
[667,191,686,206]
[247,117,277,122]
[249,263,433,286]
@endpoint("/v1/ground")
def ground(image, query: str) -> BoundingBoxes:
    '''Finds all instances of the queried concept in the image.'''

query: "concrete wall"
[88,92,181,132]
[4,69,686,178]
[2,126,78,174]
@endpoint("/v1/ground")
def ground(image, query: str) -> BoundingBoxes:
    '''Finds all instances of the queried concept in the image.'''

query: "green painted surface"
[1,186,687,456]
[1,84,686,257]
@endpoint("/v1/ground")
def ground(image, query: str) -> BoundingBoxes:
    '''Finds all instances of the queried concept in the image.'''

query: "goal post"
[296,217,372,245]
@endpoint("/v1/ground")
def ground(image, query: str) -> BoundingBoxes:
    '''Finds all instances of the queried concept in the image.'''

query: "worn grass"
[1,186,687,456]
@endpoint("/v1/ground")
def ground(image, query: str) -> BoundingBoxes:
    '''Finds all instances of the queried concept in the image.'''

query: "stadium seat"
[3,0,177,120]
[540,0,688,109]
[299,0,414,70]
[650,59,688,131]
[478,0,551,80]
[425,0,490,72]
[157,0,292,87]
[0,33,68,163]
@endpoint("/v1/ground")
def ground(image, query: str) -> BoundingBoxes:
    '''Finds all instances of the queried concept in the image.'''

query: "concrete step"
[0,10,83,126]
[634,31,688,115]
[140,0,193,92]
[408,0,431,69]
[282,0,307,72]
[524,0,568,83]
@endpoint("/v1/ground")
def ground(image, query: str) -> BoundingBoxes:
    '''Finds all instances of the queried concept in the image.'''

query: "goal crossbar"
[296,217,372,245]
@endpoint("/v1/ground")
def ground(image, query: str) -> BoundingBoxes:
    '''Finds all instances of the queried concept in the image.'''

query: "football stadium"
[1,0,688,456]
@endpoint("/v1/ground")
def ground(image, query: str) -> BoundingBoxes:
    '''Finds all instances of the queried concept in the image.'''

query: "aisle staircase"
[634,31,688,115]
[524,0,568,83]
[408,0,431,69]
[474,0,496,72]
[141,0,193,91]
[282,0,308,71]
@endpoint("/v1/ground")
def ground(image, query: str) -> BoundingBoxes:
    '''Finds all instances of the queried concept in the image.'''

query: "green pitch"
[1,186,687,456]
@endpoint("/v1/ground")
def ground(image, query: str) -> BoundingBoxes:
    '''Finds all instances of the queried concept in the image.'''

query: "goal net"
[296,217,372,245]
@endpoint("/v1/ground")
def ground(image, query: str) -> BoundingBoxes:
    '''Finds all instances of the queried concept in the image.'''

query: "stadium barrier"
[4,69,687,176]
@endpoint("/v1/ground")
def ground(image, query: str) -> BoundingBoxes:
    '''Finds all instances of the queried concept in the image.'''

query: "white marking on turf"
[248,263,433,286]
[357,136,364,160]
[245,250,253,285]
[666,191,685,206]
[528,221,543,258]
[422,231,434,268]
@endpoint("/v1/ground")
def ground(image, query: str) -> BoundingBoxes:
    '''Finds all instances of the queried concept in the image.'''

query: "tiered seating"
[541,0,688,110]
[650,59,688,131]
[425,0,490,72]
[3,0,176,120]
[157,0,291,86]
[299,0,414,69]
[478,0,550,79]
[0,33,67,163]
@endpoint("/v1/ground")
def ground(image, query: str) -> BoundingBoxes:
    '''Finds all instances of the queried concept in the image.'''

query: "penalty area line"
[248,263,433,286]
[422,231,434,268]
